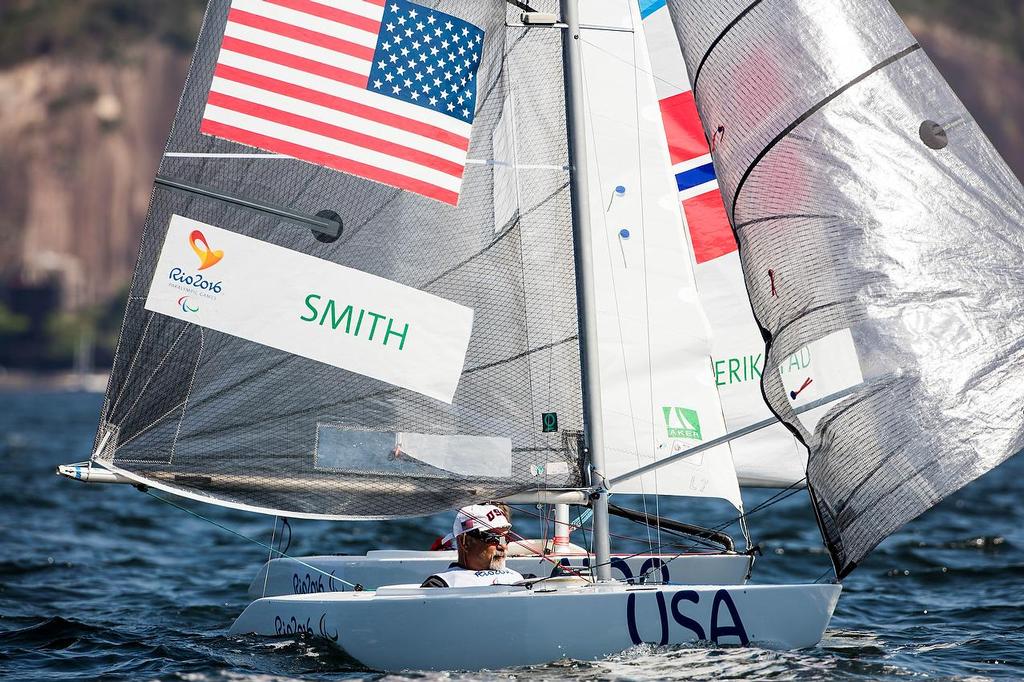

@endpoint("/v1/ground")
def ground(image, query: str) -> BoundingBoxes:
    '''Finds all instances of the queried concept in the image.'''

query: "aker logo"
[662,406,702,441]
[177,296,199,313]
[189,230,224,270]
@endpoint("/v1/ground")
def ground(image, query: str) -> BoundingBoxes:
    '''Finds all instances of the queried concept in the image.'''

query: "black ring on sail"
[691,0,767,91]
[734,213,839,232]
[729,43,921,223]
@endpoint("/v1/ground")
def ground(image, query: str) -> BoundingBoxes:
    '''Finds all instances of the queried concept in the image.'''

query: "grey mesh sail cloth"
[92,0,585,519]
[665,0,1024,577]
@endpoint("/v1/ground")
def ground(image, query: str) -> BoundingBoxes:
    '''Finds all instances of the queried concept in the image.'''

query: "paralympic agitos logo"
[168,229,225,295]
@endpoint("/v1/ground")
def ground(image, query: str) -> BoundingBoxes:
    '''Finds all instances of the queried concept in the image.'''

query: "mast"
[560,0,612,582]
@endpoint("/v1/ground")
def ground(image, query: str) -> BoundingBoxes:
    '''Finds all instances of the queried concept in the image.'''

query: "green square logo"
[541,412,558,433]
[662,406,701,441]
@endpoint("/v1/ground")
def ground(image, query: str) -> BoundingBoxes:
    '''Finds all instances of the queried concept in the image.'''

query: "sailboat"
[244,0,767,598]
[58,0,1024,673]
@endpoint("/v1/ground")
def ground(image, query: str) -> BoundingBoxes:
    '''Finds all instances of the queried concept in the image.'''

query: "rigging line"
[115,324,193,428]
[513,503,727,552]
[729,44,922,223]
[814,567,834,584]
[105,313,156,419]
[140,489,360,589]
[577,37,693,103]
[167,327,205,467]
[163,153,564,169]
[262,517,278,598]
[581,479,809,580]
[691,0,766,91]
[125,352,294,444]
[625,3,661,558]
[577,19,654,555]
[634,484,809,581]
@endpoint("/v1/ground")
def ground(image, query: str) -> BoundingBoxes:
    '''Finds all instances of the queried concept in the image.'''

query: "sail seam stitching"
[691,0,767,91]
[729,43,921,223]
[770,298,855,348]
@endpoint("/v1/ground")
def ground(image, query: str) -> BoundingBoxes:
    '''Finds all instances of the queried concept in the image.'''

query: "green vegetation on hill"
[893,0,1024,61]
[0,0,205,68]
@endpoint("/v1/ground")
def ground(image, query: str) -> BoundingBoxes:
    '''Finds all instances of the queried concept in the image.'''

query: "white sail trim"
[581,0,741,509]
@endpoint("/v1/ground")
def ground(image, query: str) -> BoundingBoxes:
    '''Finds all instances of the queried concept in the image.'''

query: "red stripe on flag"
[363,0,386,5]
[683,190,736,264]
[263,0,381,35]
[206,90,466,178]
[228,9,376,63]
[213,63,469,151]
[221,36,369,89]
[659,90,709,166]
[201,119,460,205]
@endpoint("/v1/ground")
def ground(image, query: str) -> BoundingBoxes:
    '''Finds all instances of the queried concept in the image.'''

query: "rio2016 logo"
[177,296,199,313]
[189,230,223,270]
[168,229,224,294]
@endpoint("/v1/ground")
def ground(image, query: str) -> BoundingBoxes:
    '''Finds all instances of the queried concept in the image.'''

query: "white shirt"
[422,563,525,588]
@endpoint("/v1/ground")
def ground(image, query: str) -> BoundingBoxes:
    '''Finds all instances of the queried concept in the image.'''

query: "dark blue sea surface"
[1,389,1022,680]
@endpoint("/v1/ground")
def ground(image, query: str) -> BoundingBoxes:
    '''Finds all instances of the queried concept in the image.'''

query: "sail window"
[315,425,512,479]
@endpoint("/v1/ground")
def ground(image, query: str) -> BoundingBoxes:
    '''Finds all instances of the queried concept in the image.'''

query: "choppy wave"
[1,390,1023,680]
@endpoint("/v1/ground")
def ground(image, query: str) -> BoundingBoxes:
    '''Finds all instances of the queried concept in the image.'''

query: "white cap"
[452,504,511,541]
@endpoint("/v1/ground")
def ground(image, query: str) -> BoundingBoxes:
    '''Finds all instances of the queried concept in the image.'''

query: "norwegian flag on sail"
[201,0,485,205]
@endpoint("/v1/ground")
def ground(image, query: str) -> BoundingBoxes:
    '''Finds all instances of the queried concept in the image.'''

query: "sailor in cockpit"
[421,504,525,587]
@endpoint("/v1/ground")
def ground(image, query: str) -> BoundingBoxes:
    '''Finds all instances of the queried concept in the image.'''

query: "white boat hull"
[230,581,841,671]
[248,551,753,598]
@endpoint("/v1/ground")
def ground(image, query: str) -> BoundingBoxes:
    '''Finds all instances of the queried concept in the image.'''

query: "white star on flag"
[200,0,486,205]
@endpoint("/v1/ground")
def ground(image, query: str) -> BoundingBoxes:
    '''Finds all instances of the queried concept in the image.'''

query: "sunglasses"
[466,528,509,545]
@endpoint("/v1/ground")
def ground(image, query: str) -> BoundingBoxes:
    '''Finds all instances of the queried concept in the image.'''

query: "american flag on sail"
[201,0,485,205]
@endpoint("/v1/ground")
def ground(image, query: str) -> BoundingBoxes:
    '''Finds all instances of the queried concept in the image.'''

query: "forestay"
[666,0,1024,576]
[92,0,587,519]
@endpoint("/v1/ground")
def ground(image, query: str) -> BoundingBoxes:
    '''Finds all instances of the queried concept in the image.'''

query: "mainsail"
[93,0,587,519]
[665,0,1024,576]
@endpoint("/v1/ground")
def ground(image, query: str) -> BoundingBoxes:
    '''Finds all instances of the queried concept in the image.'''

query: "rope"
[514,503,728,553]
[625,480,810,583]
[523,479,811,587]
[140,489,360,590]
[261,516,278,598]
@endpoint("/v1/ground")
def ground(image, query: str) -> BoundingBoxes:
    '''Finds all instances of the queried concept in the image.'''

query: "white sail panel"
[144,215,474,403]
[639,4,808,487]
[582,0,741,509]
[665,0,1024,577]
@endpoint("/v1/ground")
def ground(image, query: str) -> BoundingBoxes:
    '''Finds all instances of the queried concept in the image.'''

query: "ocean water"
[1,389,1022,680]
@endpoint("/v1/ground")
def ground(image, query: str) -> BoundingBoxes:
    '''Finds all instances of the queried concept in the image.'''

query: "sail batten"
[666,0,1024,576]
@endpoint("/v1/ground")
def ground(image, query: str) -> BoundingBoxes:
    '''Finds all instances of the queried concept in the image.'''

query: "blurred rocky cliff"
[0,0,1021,370]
